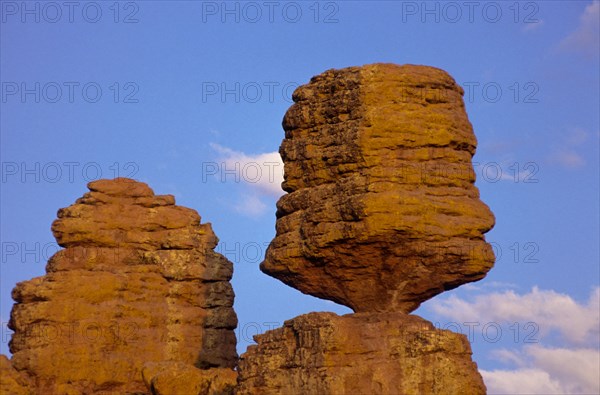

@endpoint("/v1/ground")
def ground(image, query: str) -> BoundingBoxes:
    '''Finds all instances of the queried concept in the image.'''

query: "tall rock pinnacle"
[260,63,495,313]
[6,178,237,394]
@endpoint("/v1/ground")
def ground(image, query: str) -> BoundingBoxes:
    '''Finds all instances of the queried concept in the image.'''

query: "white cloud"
[481,368,564,394]
[482,346,600,394]
[529,346,600,393]
[208,143,284,218]
[559,2,600,58]
[428,286,600,394]
[429,286,600,345]
[210,143,284,197]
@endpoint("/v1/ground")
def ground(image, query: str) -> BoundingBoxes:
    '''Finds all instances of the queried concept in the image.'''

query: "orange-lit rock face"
[142,362,238,395]
[237,312,486,395]
[261,64,495,313]
[8,178,237,394]
[0,355,32,395]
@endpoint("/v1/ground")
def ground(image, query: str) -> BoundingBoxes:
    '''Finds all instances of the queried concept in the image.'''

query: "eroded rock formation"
[2,63,494,395]
[261,63,495,313]
[239,63,493,394]
[5,178,236,394]
[237,312,486,394]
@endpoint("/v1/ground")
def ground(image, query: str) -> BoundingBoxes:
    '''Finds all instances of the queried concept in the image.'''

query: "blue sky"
[1,1,598,393]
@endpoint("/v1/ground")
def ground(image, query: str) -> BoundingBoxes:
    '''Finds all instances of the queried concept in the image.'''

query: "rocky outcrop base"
[238,312,486,395]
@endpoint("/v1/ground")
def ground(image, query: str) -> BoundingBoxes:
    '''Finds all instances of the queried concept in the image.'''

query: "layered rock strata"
[6,178,237,394]
[237,312,486,395]
[261,63,495,313]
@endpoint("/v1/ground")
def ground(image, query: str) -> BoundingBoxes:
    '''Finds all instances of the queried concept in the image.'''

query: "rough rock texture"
[237,312,486,395]
[261,63,495,313]
[142,362,237,395]
[6,178,237,394]
[0,355,33,395]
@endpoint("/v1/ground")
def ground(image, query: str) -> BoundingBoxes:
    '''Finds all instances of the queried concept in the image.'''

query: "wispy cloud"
[551,150,586,168]
[522,19,544,33]
[548,127,590,169]
[565,127,591,146]
[460,281,519,292]
[427,286,600,393]
[558,2,600,59]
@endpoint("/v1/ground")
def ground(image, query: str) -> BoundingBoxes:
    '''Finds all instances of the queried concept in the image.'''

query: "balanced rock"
[261,63,495,313]
[237,312,486,394]
[7,178,237,394]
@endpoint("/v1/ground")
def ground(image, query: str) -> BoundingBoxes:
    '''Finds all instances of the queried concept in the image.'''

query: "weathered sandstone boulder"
[6,178,237,394]
[261,63,495,313]
[237,312,486,394]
